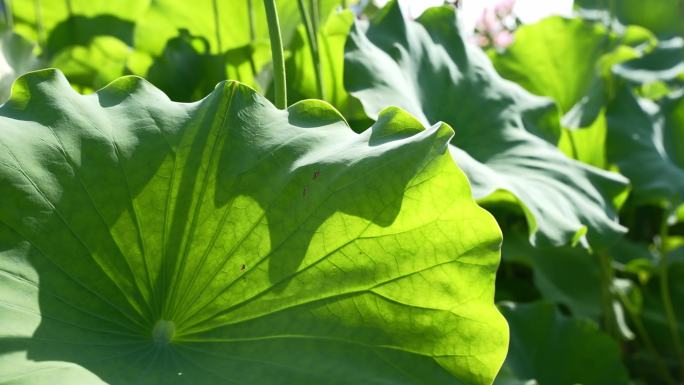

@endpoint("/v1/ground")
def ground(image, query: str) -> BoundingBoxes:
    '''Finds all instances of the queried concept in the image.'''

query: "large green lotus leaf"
[0,69,508,385]
[344,2,627,248]
[606,87,684,206]
[494,302,630,385]
[0,32,42,103]
[286,9,368,127]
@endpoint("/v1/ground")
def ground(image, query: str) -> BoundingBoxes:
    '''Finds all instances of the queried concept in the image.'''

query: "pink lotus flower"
[474,0,518,49]
[493,30,515,48]
[494,0,516,15]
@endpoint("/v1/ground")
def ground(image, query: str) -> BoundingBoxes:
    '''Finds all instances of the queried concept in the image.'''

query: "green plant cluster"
[0,0,683,384]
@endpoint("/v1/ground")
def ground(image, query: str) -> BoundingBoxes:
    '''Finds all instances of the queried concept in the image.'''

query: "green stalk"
[618,291,676,385]
[212,0,227,80]
[657,210,684,377]
[309,0,320,40]
[341,0,346,8]
[297,0,324,99]
[598,250,618,339]
[64,0,78,54]
[34,0,45,52]
[263,0,287,109]
[248,0,256,41]
[212,0,223,53]
[3,0,13,30]
[607,0,616,34]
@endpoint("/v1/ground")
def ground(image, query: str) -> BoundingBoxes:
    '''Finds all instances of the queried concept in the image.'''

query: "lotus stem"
[618,292,676,385]
[598,250,618,339]
[64,0,80,53]
[212,0,228,79]
[212,0,223,53]
[34,0,45,51]
[263,0,287,109]
[3,0,13,30]
[657,209,684,378]
[309,0,320,40]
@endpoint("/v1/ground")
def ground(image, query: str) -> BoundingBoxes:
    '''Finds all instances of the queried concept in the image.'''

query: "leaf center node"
[152,320,176,345]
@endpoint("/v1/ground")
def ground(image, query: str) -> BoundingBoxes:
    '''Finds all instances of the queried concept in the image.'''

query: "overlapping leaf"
[0,69,508,385]
[344,2,627,247]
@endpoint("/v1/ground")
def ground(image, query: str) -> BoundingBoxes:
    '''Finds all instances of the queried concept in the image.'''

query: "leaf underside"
[0,69,507,385]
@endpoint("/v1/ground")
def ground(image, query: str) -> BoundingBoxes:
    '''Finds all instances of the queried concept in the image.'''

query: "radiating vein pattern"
[0,69,507,385]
